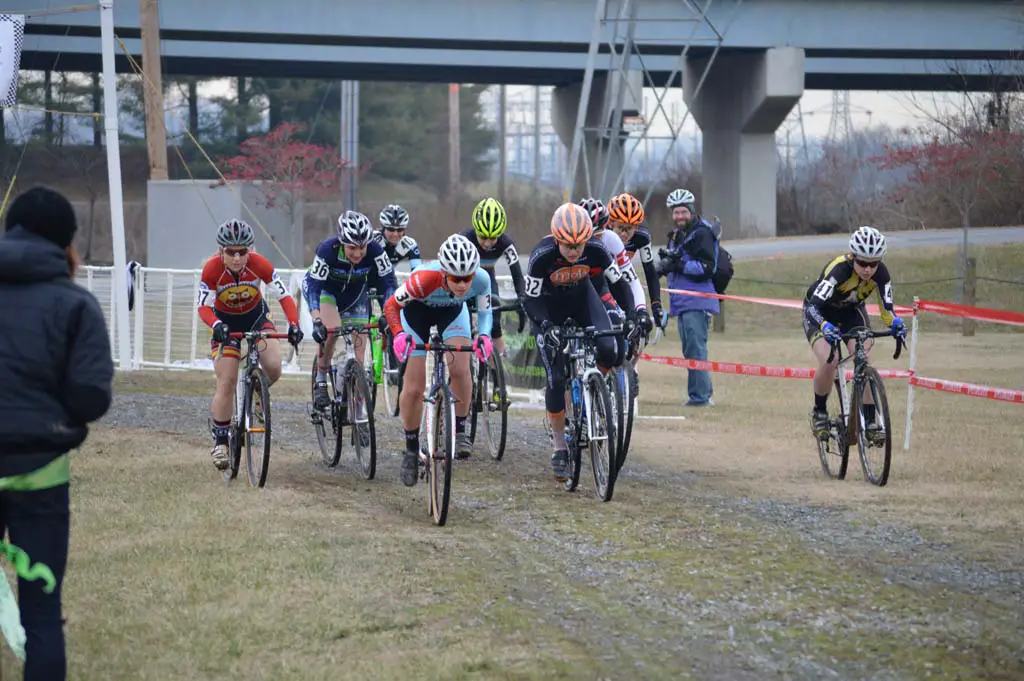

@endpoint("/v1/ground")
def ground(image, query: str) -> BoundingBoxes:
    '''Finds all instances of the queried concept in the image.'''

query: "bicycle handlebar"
[826,329,905,364]
[410,342,475,353]
[227,331,289,340]
[323,323,377,340]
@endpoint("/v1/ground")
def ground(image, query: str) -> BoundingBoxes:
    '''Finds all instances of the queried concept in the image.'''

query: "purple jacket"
[664,220,719,316]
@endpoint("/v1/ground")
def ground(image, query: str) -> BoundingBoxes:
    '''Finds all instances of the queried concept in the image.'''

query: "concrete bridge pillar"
[684,47,804,239]
[552,71,643,201]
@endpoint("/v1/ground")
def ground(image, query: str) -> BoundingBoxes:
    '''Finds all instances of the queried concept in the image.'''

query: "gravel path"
[101,391,1024,679]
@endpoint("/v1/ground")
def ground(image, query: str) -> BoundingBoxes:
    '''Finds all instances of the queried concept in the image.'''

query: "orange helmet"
[550,203,594,246]
[608,193,645,226]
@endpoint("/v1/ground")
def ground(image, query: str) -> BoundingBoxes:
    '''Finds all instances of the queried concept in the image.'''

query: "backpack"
[702,217,734,294]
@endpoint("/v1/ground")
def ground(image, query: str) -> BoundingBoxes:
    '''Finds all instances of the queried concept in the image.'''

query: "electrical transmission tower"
[826,90,855,151]
[564,0,737,202]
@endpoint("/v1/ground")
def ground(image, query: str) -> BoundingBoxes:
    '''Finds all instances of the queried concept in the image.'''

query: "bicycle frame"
[560,322,617,442]
[827,329,905,425]
[221,330,287,428]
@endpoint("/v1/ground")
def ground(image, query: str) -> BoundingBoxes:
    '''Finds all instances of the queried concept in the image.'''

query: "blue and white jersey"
[304,236,397,311]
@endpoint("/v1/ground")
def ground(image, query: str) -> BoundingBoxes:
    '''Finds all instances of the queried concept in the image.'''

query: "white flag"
[0,15,25,108]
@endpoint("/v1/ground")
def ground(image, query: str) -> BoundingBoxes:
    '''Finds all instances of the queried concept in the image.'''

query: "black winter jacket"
[0,228,113,472]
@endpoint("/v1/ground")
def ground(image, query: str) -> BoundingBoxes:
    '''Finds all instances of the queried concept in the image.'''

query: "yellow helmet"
[472,197,508,239]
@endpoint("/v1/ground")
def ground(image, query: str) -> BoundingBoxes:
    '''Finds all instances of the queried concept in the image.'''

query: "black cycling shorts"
[802,303,870,344]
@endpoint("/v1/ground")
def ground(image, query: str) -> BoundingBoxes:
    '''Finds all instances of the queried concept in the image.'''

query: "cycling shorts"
[210,302,276,360]
[400,301,472,358]
[301,279,370,323]
[802,303,870,344]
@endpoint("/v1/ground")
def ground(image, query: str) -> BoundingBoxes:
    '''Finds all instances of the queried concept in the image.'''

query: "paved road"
[728,226,1024,261]
[395,226,1024,277]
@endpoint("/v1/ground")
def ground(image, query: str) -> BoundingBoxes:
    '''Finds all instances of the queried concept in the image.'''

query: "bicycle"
[411,334,475,526]
[308,323,378,480]
[468,302,523,461]
[221,330,289,488]
[816,327,905,486]
[366,290,403,419]
[551,318,620,502]
[608,318,658,472]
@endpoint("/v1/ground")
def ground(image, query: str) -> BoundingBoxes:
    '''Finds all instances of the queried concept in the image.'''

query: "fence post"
[713,301,725,333]
[962,257,977,336]
[903,297,920,452]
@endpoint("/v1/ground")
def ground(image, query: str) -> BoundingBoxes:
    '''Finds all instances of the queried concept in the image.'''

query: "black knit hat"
[4,186,78,248]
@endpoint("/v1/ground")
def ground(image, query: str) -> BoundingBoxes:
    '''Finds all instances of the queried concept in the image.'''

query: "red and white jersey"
[596,229,646,309]
[196,252,297,327]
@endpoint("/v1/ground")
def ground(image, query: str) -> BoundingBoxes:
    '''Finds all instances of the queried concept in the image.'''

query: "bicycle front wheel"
[311,360,340,467]
[585,372,618,502]
[482,352,509,461]
[620,367,638,468]
[244,368,272,488]
[428,389,455,526]
[852,366,892,486]
[344,361,377,480]
[605,370,624,467]
[468,356,481,445]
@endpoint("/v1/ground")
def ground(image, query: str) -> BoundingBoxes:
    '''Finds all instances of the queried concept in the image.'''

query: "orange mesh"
[550,203,594,245]
[608,193,645,225]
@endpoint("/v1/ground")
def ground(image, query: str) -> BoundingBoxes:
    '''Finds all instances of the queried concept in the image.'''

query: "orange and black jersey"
[522,235,634,326]
[804,254,895,327]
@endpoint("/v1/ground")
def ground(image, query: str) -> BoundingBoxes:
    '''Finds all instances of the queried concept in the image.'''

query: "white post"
[99,0,134,371]
[903,298,921,452]
[163,271,173,365]
[189,270,200,365]
[133,267,144,368]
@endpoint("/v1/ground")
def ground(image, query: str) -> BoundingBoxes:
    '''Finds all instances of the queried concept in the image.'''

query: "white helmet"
[666,188,695,209]
[437,234,480,277]
[337,210,374,246]
[849,226,887,260]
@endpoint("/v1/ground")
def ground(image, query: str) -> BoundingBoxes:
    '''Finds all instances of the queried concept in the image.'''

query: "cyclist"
[373,203,422,270]
[383,234,494,484]
[579,197,653,359]
[523,203,635,481]
[304,210,398,409]
[803,226,907,441]
[605,193,664,329]
[197,219,303,470]
[460,197,525,356]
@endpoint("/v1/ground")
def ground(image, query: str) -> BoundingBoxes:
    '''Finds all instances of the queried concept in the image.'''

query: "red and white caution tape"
[662,288,915,318]
[909,376,1024,403]
[916,299,1024,327]
[638,354,912,380]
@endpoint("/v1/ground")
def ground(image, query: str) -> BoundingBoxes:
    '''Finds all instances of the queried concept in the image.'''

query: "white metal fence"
[78,264,544,404]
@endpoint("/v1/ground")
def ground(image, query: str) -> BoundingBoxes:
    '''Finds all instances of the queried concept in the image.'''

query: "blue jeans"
[677,311,713,404]
[0,483,69,681]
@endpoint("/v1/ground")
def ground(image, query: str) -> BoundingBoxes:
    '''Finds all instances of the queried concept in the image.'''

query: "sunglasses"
[447,273,474,284]
[224,248,249,257]
[384,227,405,233]
[854,259,880,269]
[559,242,584,251]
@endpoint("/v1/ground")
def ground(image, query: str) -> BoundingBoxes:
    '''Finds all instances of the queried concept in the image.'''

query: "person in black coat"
[0,186,114,680]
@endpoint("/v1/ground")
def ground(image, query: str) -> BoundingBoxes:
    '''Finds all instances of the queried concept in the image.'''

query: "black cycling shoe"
[313,380,331,409]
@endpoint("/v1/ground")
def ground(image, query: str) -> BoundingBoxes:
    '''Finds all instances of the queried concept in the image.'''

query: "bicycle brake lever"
[893,336,904,361]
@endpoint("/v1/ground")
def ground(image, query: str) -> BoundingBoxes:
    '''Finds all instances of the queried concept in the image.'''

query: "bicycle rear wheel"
[344,361,377,480]
[563,384,583,492]
[620,367,638,466]
[585,372,618,502]
[380,335,402,418]
[428,388,455,526]
[468,357,481,445]
[244,367,272,488]
[311,360,341,467]
[605,370,624,465]
[482,352,509,460]
[817,378,851,480]
[851,366,892,486]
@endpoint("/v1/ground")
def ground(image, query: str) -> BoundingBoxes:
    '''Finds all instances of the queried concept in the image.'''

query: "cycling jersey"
[591,229,646,311]
[522,235,634,327]
[304,237,398,313]
[383,261,493,338]
[196,252,298,329]
[620,227,661,303]
[458,229,525,296]
[804,254,895,328]
[372,231,422,269]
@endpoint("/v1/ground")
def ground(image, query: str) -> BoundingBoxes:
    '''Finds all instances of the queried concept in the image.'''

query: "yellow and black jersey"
[804,254,895,327]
